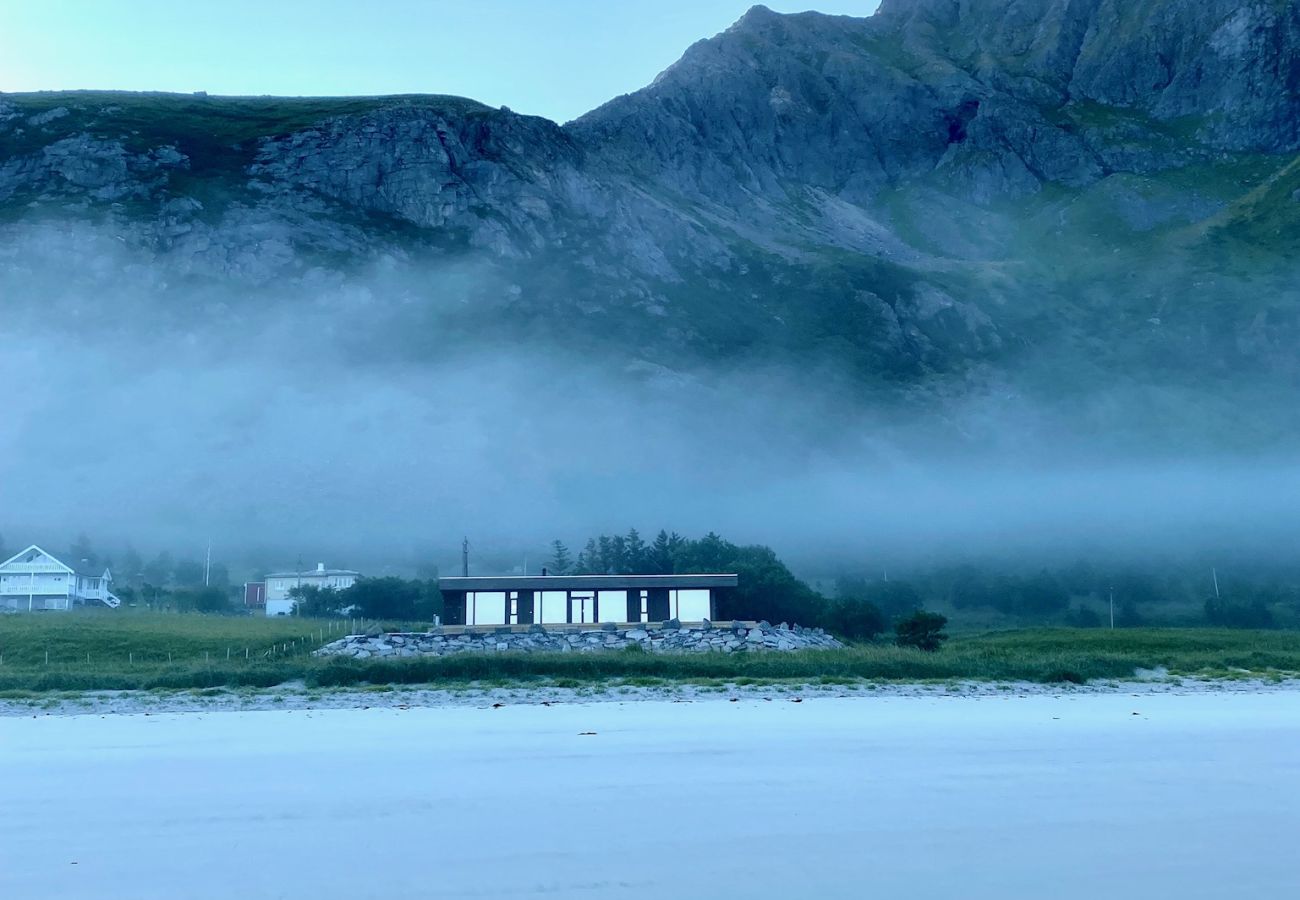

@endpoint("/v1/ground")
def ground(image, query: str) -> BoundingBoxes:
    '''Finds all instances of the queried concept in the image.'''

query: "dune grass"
[0,614,1296,693]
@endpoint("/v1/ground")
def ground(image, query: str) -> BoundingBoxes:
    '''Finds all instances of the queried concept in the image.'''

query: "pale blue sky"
[0,1,880,122]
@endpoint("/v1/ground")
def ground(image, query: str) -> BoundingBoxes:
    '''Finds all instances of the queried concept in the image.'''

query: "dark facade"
[438,574,738,627]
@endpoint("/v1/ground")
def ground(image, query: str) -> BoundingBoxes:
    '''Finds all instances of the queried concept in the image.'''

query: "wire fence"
[0,617,382,669]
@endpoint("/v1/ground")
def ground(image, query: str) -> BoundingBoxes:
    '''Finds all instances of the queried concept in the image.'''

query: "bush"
[837,577,922,620]
[1205,597,1277,629]
[289,584,344,618]
[895,611,948,652]
[827,597,886,641]
[1068,606,1103,628]
[342,577,441,621]
[174,587,230,614]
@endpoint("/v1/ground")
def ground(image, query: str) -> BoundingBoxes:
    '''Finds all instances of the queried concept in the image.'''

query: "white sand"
[2,691,1298,899]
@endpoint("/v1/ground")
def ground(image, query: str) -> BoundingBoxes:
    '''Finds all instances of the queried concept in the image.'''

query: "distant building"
[0,545,121,612]
[264,563,361,616]
[244,581,266,610]
[437,574,738,627]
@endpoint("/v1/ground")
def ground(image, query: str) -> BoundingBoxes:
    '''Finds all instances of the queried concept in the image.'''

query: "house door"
[568,592,595,624]
[515,591,535,624]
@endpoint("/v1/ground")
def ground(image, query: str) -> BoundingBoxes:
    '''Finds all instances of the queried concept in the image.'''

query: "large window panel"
[674,589,711,621]
[470,591,506,626]
[538,591,569,624]
[597,591,627,623]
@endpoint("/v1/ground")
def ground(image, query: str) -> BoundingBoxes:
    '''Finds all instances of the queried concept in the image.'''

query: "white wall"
[266,573,359,602]
[0,572,72,597]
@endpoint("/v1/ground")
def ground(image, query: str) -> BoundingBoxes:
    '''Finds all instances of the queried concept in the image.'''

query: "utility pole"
[462,538,469,577]
[1212,567,1221,599]
[204,540,212,587]
[1109,585,1115,630]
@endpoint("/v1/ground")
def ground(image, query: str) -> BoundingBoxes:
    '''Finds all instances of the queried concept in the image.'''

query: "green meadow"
[0,611,1296,693]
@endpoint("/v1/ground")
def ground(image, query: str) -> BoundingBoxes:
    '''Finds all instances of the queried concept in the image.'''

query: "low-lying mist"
[2,222,1298,579]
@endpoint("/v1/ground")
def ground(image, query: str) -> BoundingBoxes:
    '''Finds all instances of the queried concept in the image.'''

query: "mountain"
[4,0,1300,448]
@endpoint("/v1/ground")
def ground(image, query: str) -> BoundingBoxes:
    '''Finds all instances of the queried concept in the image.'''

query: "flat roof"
[265,569,360,579]
[439,574,738,591]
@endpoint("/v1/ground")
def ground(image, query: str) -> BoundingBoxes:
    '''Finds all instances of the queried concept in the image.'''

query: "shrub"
[1205,597,1276,629]
[827,597,886,641]
[1068,606,1103,628]
[895,611,949,652]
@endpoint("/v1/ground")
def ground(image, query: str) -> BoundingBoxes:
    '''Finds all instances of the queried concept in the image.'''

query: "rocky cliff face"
[3,1,1299,442]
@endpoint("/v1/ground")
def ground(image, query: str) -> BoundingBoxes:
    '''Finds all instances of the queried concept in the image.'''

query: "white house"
[0,545,121,611]
[263,563,360,616]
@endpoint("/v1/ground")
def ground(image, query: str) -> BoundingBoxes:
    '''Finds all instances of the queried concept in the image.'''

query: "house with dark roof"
[437,574,738,626]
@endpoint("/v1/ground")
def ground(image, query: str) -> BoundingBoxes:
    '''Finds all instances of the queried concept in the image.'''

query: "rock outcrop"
[3,1,1300,439]
[314,622,844,658]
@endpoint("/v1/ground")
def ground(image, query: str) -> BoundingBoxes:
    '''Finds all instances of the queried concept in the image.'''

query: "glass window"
[538,591,568,624]
[674,589,711,621]
[598,591,627,623]
[469,591,506,626]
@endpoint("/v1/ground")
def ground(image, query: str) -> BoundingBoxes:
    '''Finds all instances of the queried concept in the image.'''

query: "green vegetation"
[895,611,949,652]
[0,614,1296,694]
[289,577,442,620]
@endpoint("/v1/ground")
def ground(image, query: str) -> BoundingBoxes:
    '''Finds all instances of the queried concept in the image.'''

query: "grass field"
[0,612,1297,693]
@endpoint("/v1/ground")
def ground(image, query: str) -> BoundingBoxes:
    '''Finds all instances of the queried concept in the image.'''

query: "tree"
[143,552,174,587]
[120,546,144,587]
[290,584,344,617]
[69,533,99,571]
[140,582,164,610]
[573,530,828,627]
[547,540,573,575]
[827,597,886,641]
[207,562,231,589]
[1015,572,1069,616]
[837,576,923,619]
[175,586,229,614]
[1205,596,1276,629]
[895,611,949,652]
[173,559,205,588]
[343,577,439,621]
[648,530,680,575]
[623,529,648,573]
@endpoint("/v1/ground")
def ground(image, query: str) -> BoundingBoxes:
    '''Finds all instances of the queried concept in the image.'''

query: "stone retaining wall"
[314,621,842,658]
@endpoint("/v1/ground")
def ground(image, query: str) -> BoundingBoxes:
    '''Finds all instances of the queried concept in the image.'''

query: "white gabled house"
[0,545,121,612]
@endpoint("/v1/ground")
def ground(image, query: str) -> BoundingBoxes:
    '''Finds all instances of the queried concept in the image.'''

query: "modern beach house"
[437,574,739,627]
[0,545,121,611]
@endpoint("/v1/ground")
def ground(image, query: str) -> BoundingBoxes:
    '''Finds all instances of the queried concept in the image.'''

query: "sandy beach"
[3,689,1298,899]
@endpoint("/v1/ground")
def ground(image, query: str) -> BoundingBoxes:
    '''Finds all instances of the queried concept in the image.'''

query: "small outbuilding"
[437,574,738,627]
